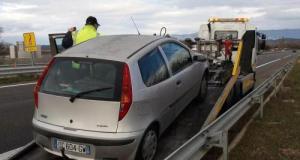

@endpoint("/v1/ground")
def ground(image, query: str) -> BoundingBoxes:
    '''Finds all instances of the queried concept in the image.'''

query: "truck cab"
[194,18,266,109]
[198,18,265,73]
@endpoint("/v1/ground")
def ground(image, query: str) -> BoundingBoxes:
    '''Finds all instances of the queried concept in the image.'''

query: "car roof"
[57,34,164,62]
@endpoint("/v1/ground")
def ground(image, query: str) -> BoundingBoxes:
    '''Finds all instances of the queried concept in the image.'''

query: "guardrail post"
[259,96,264,119]
[207,130,229,160]
[273,79,277,97]
[31,53,35,66]
[221,131,229,160]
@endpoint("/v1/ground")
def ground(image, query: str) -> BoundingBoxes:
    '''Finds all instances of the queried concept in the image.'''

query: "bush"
[0,43,9,56]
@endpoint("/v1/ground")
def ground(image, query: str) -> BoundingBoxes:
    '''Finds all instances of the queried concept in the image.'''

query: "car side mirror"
[193,55,207,62]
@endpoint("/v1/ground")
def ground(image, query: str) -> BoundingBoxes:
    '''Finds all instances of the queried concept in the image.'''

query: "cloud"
[0,0,299,44]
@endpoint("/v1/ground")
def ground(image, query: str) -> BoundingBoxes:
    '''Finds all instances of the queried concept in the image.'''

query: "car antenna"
[131,16,141,35]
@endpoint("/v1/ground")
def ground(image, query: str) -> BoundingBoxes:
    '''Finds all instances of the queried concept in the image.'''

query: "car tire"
[195,75,208,102]
[136,126,158,160]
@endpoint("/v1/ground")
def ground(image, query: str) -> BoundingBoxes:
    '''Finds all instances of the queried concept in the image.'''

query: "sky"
[0,0,300,44]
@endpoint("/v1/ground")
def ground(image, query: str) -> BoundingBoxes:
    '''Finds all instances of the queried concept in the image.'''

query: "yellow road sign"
[23,32,37,53]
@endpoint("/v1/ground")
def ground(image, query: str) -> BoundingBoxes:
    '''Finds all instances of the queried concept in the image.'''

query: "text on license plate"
[53,138,91,155]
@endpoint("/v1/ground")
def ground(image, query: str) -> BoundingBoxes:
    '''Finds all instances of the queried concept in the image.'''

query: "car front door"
[138,47,177,132]
[48,33,66,55]
[160,42,200,116]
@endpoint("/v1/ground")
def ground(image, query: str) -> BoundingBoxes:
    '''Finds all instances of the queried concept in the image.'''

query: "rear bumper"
[32,118,144,160]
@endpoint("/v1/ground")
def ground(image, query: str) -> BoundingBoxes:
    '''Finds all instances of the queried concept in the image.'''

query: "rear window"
[40,58,123,101]
[214,31,238,40]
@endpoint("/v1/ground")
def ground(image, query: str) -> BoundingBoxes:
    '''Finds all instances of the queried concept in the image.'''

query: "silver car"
[32,35,208,160]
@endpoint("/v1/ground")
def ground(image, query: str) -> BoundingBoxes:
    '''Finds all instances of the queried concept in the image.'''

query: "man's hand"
[68,27,77,32]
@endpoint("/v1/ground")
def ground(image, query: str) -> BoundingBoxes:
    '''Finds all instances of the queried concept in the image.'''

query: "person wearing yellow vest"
[62,16,100,49]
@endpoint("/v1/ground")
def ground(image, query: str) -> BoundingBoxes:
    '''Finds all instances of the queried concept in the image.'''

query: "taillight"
[119,64,132,121]
[34,58,55,109]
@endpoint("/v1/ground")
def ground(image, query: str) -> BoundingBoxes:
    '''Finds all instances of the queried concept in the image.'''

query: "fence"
[0,66,45,78]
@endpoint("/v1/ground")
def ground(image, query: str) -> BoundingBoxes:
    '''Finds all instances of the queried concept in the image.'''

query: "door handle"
[176,80,182,86]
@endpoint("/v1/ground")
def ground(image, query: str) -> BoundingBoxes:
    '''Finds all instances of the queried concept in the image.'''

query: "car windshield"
[214,31,238,40]
[40,58,123,101]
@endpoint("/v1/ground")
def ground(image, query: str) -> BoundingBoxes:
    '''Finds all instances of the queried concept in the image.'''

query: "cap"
[86,16,100,26]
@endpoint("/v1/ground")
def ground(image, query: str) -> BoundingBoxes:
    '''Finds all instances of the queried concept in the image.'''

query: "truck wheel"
[195,75,208,102]
[136,127,158,160]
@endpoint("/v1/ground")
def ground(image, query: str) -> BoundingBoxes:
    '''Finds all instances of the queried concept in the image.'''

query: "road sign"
[23,32,37,53]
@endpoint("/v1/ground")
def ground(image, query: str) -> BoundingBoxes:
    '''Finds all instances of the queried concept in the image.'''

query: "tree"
[0,27,9,56]
[0,27,3,40]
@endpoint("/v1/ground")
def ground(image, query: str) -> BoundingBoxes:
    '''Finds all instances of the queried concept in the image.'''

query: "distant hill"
[266,38,300,49]
[172,29,300,40]
[172,33,197,40]
[172,33,198,40]
[41,45,50,50]
[260,29,300,40]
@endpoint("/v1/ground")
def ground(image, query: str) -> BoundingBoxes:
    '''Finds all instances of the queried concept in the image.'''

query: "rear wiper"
[69,87,113,103]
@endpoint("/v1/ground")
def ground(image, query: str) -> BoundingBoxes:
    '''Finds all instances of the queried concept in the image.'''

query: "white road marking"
[0,141,34,160]
[256,59,281,69]
[0,146,24,160]
[282,55,292,59]
[256,53,294,69]
[0,82,36,89]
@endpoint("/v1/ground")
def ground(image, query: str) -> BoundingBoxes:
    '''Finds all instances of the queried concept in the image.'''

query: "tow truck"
[183,17,266,125]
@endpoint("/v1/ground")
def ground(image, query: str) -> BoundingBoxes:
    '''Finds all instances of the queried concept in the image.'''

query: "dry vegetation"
[266,39,300,50]
[230,59,300,160]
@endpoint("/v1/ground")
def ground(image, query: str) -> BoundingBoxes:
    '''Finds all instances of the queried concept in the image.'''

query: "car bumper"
[32,118,144,160]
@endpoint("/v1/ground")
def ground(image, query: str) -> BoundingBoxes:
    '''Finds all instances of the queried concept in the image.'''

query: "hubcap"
[142,130,157,160]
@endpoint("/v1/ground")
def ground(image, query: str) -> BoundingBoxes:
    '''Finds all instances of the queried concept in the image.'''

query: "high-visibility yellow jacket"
[62,25,100,49]
[74,25,100,44]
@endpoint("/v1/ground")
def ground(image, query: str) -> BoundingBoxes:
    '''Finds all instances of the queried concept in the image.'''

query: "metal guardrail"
[0,66,45,77]
[0,63,46,68]
[165,60,295,160]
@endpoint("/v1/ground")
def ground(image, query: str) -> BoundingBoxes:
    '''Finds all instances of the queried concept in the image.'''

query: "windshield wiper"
[69,87,113,103]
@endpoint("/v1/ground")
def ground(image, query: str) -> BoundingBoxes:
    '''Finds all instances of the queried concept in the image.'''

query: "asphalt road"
[0,51,297,159]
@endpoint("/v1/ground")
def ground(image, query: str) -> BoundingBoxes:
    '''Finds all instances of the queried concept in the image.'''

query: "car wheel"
[195,75,208,102]
[136,127,158,160]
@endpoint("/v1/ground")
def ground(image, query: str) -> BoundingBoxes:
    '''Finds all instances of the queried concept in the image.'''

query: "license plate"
[53,138,91,155]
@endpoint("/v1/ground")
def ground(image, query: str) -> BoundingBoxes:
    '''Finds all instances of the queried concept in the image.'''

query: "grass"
[229,59,300,160]
[0,75,38,85]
